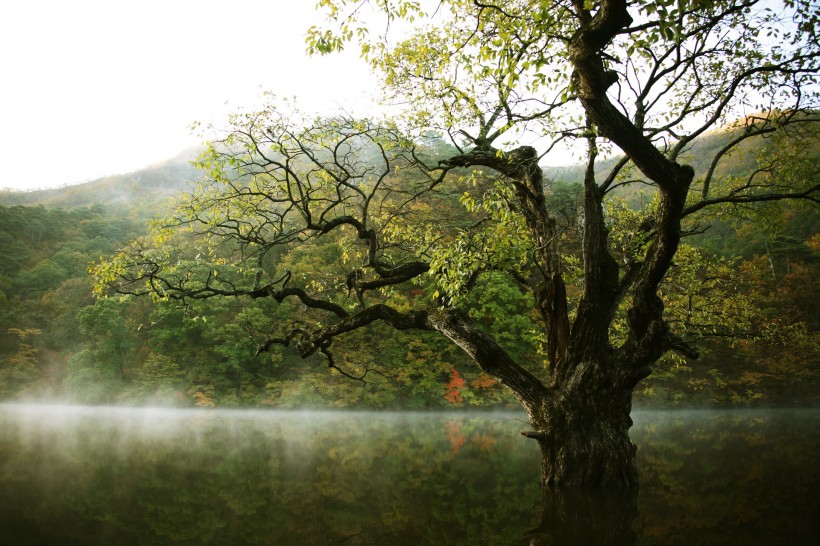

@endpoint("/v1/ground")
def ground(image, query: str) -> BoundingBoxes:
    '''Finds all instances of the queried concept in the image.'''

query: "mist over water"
[1,404,818,545]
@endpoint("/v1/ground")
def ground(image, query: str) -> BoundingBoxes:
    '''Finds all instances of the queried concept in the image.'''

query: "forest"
[1,125,817,409]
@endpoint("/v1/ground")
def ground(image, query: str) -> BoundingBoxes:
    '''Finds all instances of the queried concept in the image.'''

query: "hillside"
[0,148,200,216]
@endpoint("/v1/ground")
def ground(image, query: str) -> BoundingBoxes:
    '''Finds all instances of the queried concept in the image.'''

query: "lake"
[0,404,818,545]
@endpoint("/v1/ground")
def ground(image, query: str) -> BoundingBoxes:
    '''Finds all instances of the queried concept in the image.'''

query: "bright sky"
[0,0,378,190]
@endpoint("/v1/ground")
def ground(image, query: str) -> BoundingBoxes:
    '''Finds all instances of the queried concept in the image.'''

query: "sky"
[0,0,379,191]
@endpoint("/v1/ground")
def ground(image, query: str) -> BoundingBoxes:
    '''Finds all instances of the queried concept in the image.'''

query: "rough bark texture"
[527,358,638,487]
[428,308,550,412]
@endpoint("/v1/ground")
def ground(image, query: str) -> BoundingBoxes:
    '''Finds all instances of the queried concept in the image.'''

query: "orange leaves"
[470,372,498,390]
[443,367,465,404]
[193,391,215,407]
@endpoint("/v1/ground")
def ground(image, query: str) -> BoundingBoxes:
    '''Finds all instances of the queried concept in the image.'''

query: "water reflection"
[0,405,818,545]
[632,409,820,546]
[526,487,638,546]
[0,406,542,545]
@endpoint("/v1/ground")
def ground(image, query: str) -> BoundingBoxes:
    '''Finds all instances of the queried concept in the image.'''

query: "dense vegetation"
[1,125,817,408]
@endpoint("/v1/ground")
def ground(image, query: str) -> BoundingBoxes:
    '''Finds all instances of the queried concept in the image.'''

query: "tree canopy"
[90,0,819,486]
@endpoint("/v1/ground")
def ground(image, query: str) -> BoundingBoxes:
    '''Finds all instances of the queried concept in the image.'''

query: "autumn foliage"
[444,368,466,404]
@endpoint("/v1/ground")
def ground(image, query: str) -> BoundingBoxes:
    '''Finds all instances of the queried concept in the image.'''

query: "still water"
[0,405,818,545]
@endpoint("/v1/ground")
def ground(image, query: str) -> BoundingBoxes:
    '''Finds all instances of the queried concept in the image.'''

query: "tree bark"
[427,307,550,412]
[525,356,638,487]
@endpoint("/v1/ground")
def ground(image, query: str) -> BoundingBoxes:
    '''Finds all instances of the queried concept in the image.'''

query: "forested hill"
[0,148,200,215]
[0,123,817,408]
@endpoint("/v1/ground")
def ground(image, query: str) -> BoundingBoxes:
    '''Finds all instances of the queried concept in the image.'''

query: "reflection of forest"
[0,407,542,545]
[0,406,818,545]
[632,410,820,546]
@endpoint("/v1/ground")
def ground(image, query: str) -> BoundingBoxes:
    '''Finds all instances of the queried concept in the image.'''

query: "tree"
[93,0,819,487]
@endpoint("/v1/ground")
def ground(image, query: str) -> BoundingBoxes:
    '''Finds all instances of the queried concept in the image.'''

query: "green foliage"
[123,354,187,404]
[426,178,532,304]
[464,272,546,368]
[63,348,126,405]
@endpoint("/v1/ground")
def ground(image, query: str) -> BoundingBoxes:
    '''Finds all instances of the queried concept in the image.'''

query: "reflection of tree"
[528,488,637,546]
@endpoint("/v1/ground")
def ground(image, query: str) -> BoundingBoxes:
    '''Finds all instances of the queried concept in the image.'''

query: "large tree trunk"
[525,358,638,487]
[430,309,639,488]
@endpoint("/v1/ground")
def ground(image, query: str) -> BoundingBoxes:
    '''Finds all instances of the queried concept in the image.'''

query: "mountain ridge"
[0,148,201,213]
